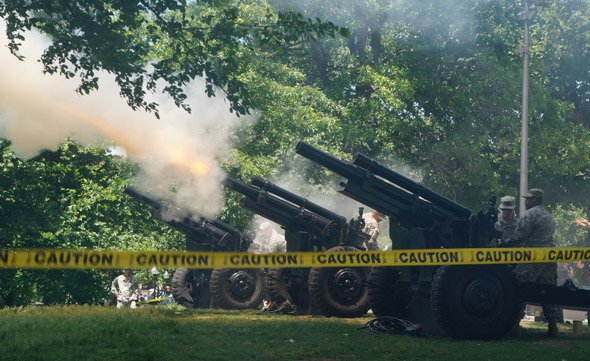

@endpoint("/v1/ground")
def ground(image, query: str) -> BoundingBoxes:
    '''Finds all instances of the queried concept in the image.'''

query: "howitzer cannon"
[223,176,371,317]
[295,141,590,339]
[124,186,265,310]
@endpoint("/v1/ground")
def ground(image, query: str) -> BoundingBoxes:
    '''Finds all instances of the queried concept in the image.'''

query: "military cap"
[499,196,516,210]
[522,188,544,199]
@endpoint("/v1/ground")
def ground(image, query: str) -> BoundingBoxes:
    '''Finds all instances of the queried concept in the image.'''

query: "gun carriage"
[223,176,370,317]
[295,141,590,339]
[124,186,265,310]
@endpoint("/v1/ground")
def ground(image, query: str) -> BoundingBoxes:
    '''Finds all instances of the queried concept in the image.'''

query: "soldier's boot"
[547,322,559,337]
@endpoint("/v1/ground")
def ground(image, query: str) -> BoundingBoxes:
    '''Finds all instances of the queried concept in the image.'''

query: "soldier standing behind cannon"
[506,188,559,337]
[362,209,386,250]
[495,195,518,242]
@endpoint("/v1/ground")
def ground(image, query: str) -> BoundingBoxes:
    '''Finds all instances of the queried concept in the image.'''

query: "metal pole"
[519,0,532,217]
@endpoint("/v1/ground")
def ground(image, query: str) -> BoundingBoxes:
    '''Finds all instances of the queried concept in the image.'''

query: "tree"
[0,0,346,117]
[0,139,184,306]
[533,0,590,127]
[252,0,590,214]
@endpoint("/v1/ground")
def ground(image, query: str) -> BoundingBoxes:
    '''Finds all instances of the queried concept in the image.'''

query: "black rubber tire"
[367,267,409,318]
[308,246,371,318]
[210,268,265,309]
[430,265,521,340]
[171,267,203,308]
[267,268,308,306]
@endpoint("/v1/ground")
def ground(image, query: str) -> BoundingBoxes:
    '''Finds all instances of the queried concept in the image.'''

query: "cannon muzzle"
[251,176,346,226]
[352,153,471,219]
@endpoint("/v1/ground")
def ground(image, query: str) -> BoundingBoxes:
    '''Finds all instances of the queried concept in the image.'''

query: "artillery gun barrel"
[210,219,243,238]
[224,176,340,235]
[124,185,234,242]
[295,141,417,215]
[352,153,471,219]
[295,141,365,181]
[124,185,163,211]
[251,176,346,226]
[203,218,252,251]
[223,177,262,200]
[295,141,467,230]
[224,176,301,227]
[294,142,442,222]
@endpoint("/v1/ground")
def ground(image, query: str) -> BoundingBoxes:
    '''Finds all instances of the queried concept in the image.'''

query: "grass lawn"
[0,305,588,361]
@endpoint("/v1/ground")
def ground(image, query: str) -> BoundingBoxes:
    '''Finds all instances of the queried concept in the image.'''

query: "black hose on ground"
[358,316,423,336]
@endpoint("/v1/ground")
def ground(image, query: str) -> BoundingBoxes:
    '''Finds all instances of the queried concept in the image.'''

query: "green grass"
[0,305,589,361]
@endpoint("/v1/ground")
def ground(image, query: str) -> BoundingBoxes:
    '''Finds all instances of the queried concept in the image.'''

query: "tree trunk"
[310,41,330,87]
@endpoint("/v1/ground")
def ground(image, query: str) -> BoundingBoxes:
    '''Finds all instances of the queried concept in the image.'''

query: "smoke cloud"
[267,154,389,239]
[0,22,246,218]
[270,0,476,44]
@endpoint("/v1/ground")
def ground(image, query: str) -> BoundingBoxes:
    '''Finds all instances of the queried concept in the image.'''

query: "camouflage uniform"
[261,229,286,253]
[111,271,139,308]
[250,221,286,254]
[362,212,381,250]
[510,203,559,322]
[496,195,518,242]
[495,214,519,242]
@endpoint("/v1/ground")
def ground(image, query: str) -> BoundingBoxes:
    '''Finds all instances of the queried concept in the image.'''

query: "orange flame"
[54,101,210,176]
[166,146,210,176]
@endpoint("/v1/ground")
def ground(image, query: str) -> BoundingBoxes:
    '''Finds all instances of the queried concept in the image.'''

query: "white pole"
[519,0,532,217]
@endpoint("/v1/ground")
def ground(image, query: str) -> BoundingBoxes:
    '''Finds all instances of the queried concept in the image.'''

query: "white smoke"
[0,21,248,218]
[269,0,476,44]
[269,149,431,244]
[247,215,286,253]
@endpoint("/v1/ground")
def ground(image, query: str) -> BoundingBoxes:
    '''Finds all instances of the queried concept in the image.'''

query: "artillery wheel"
[210,268,265,309]
[309,246,370,318]
[367,267,409,318]
[171,268,208,308]
[430,265,521,340]
[267,268,307,309]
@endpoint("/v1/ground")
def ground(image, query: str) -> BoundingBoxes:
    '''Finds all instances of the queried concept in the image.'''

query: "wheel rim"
[329,268,364,302]
[227,270,256,300]
[459,272,504,319]
[172,269,206,306]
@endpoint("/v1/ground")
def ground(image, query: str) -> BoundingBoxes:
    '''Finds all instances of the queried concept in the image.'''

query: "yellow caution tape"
[2,247,590,269]
[137,296,174,305]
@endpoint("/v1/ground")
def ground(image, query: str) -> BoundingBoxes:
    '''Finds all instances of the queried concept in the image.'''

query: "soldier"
[362,209,386,250]
[508,188,559,337]
[111,268,139,309]
[495,195,518,242]
[252,221,286,254]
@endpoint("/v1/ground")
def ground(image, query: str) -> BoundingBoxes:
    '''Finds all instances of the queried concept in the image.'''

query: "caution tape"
[137,296,174,305]
[2,247,590,270]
